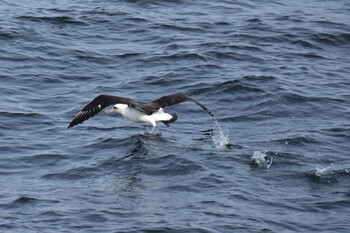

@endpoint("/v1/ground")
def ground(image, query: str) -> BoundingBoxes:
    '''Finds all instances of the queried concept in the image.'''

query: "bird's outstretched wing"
[68,95,141,128]
[146,92,213,117]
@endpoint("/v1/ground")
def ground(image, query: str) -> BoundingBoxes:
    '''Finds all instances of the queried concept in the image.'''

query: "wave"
[0,111,42,117]
[147,52,208,63]
[17,15,89,26]
[0,111,55,131]
[187,78,270,98]
[48,132,200,179]
[0,196,60,209]
[310,32,350,46]
[143,155,205,176]
[307,167,350,184]
[18,153,67,167]
[272,136,320,146]
[117,0,185,7]
[156,23,204,33]
[42,134,150,179]
[0,29,18,40]
[123,227,213,233]
[249,150,311,170]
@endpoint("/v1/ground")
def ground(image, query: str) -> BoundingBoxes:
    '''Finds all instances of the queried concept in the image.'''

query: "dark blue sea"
[1,0,350,232]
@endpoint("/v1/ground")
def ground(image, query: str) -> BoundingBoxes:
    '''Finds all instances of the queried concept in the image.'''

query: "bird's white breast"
[123,107,146,123]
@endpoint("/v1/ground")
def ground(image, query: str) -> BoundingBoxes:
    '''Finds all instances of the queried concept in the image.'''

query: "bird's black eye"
[113,106,117,109]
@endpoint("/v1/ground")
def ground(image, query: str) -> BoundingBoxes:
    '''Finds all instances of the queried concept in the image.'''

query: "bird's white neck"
[116,104,128,116]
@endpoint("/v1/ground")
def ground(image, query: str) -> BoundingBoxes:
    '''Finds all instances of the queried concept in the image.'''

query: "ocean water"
[1,0,350,232]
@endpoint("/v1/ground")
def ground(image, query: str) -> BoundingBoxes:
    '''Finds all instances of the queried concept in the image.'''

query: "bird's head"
[105,104,128,115]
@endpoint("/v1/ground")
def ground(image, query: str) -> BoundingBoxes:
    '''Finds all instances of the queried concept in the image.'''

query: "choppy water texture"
[1,0,350,232]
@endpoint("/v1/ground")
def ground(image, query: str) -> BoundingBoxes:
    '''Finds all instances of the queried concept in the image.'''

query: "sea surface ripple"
[1,0,350,232]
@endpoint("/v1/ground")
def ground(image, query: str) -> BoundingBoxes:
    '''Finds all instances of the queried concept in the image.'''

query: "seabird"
[68,92,213,132]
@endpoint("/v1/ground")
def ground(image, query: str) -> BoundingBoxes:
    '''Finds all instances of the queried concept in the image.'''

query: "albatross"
[68,92,213,132]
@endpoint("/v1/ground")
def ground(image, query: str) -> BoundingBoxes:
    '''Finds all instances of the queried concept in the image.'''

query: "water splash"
[308,167,337,183]
[211,120,230,149]
[251,151,273,169]
[315,167,333,177]
[144,127,162,136]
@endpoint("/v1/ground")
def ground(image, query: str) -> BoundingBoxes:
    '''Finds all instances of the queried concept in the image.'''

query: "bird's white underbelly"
[123,107,172,126]
[123,108,147,123]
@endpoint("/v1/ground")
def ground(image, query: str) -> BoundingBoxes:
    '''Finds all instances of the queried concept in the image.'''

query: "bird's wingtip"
[205,108,214,117]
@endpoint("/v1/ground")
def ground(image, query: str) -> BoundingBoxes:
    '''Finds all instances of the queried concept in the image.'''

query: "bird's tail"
[162,112,178,127]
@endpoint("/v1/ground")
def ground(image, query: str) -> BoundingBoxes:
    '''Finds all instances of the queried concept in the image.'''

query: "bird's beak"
[105,107,115,114]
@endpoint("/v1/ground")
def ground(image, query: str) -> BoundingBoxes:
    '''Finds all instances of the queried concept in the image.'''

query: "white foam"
[251,151,273,169]
[315,167,333,176]
[211,120,229,149]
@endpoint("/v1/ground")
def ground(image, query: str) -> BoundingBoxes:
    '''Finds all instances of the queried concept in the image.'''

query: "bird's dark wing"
[145,92,213,117]
[68,95,141,128]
